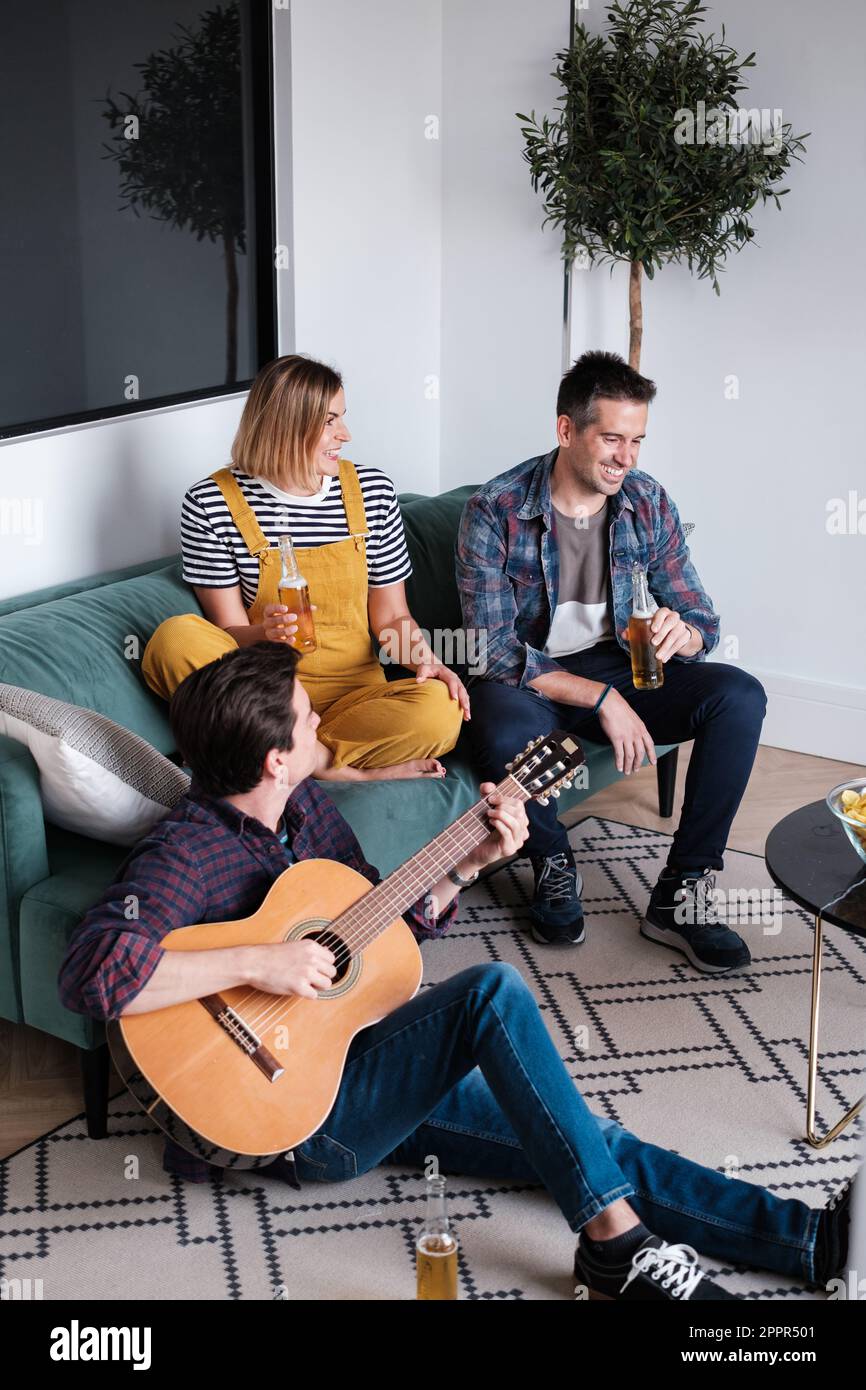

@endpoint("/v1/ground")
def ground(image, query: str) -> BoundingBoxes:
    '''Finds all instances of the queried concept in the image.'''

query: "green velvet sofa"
[0,484,678,1136]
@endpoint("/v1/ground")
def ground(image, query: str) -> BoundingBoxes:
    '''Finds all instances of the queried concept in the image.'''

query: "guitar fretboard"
[331,773,526,950]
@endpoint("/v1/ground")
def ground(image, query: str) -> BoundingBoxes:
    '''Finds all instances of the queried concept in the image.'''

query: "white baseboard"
[749,667,866,764]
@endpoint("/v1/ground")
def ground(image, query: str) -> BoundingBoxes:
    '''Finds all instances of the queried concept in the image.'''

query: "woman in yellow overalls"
[142,355,467,781]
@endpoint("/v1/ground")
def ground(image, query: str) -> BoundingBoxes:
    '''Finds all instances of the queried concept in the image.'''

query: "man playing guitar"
[59,643,851,1301]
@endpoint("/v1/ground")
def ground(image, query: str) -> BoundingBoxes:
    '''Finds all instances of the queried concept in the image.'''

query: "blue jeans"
[466,642,767,871]
[294,963,819,1281]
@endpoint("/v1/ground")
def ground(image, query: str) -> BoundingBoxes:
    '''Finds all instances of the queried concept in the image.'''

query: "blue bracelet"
[592,682,613,714]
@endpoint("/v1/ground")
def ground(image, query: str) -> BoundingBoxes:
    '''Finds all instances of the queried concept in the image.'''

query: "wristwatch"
[446,864,480,889]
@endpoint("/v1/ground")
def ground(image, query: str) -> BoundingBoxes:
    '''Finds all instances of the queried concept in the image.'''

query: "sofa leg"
[656,746,679,818]
[81,1043,110,1139]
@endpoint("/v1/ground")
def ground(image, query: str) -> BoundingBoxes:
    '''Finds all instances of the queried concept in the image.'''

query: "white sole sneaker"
[639,918,748,975]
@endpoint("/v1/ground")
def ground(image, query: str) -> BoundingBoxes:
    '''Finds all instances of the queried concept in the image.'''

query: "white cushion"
[0,684,189,846]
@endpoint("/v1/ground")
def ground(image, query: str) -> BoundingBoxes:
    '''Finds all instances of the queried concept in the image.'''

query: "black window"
[0,0,276,439]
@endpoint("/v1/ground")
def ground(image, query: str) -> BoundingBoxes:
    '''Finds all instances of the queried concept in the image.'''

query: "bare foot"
[362,758,446,781]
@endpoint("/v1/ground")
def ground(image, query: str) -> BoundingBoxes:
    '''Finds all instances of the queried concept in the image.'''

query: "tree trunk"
[562,255,575,375]
[224,233,238,385]
[628,260,643,371]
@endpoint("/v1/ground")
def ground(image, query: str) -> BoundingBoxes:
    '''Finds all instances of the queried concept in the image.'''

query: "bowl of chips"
[826,779,866,865]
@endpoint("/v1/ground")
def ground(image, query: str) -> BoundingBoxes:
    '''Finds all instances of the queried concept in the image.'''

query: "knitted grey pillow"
[0,684,189,845]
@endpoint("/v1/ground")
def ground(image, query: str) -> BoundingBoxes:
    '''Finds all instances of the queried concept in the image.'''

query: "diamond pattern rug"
[2,817,863,1301]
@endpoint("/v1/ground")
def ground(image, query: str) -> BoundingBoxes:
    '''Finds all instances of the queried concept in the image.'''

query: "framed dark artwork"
[0,0,277,440]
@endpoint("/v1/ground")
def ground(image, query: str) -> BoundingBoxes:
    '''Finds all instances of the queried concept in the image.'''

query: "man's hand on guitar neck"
[415,785,529,933]
[457,784,530,874]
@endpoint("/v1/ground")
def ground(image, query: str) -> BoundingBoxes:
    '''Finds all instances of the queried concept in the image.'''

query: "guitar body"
[107,859,422,1163]
[106,731,585,1171]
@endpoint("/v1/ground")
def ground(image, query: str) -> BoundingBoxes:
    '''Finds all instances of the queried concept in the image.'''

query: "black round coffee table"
[765,799,866,1148]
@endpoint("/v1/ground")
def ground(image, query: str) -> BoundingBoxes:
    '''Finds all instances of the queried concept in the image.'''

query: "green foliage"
[101,2,244,251]
[517,0,808,293]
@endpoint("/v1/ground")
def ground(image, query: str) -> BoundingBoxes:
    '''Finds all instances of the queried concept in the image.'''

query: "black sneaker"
[574,1233,738,1301]
[814,1171,858,1282]
[641,866,751,975]
[529,850,585,945]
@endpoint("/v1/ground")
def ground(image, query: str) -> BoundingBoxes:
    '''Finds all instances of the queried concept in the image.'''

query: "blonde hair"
[231,355,343,491]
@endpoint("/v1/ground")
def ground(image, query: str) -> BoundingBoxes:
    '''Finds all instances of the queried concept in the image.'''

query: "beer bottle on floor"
[416,1174,459,1299]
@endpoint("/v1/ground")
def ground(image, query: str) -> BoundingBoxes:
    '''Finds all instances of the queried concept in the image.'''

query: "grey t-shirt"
[544,501,613,657]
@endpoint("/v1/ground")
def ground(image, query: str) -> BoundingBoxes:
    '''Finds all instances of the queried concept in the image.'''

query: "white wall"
[0,394,246,600]
[438,0,566,491]
[287,0,567,496]
[566,0,865,761]
[287,0,442,497]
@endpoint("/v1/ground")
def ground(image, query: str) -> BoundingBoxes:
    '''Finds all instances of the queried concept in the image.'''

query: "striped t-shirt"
[181,464,413,609]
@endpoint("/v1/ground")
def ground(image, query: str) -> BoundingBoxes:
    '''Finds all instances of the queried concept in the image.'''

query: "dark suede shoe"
[814,1170,858,1283]
[529,850,585,945]
[641,866,751,975]
[574,1234,739,1301]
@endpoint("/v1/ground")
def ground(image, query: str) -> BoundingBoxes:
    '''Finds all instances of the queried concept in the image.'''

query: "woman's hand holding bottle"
[262,601,317,645]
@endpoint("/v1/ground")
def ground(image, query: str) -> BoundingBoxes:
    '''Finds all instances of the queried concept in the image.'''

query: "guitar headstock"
[504,730,586,806]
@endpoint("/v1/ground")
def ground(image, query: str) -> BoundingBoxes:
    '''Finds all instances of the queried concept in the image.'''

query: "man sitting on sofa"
[57,642,851,1300]
[457,350,767,969]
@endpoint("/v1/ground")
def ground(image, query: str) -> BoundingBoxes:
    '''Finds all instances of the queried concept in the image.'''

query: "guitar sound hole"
[304,930,352,985]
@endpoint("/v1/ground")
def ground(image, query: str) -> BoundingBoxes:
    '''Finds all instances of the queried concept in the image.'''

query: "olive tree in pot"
[518,0,808,370]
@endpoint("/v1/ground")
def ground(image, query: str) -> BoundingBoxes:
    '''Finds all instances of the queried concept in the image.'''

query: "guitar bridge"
[200,994,284,1082]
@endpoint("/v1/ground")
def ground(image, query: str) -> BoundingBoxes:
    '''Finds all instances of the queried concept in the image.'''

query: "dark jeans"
[467,642,767,872]
[294,964,818,1280]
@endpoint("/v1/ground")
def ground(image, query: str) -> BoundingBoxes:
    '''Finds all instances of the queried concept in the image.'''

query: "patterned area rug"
[2,816,863,1302]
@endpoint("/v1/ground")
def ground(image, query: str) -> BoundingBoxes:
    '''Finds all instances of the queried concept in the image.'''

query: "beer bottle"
[277,535,317,653]
[416,1174,459,1300]
[628,564,664,690]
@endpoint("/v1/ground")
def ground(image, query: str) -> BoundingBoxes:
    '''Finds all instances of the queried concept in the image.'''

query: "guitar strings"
[222,762,569,1040]
[239,764,570,1034]
[238,770,553,1035]
[231,776,530,1034]
[230,800,497,1017]
[230,804,491,1030]
[240,805,497,1033]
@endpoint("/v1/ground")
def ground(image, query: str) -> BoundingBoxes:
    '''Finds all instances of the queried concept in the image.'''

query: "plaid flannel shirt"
[58,780,456,1182]
[456,448,720,688]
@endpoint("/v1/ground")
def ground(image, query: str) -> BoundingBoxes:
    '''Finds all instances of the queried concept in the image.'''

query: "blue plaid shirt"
[456,448,720,688]
[59,780,456,1182]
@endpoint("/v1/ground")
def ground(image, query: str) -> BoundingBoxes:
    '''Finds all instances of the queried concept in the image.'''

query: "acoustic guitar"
[107,732,585,1169]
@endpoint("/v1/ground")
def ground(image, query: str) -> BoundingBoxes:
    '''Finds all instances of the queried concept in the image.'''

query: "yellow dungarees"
[141,461,462,771]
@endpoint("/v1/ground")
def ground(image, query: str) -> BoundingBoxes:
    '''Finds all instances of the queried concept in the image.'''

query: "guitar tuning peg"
[552,789,561,798]
[505,761,513,771]
[562,778,572,790]
[537,795,549,806]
